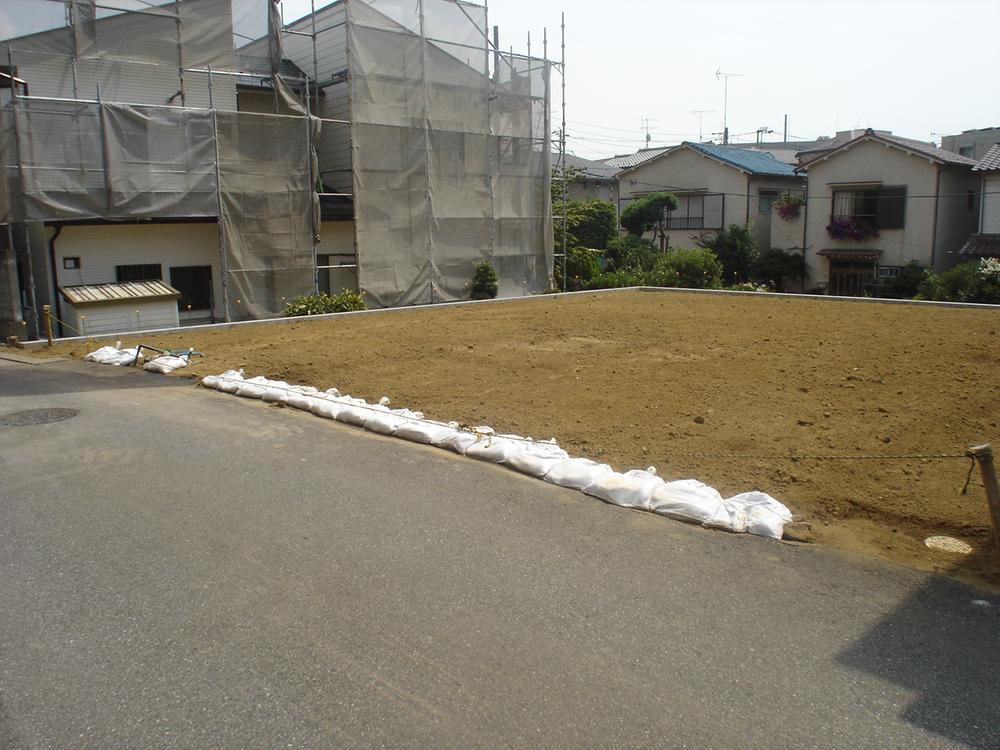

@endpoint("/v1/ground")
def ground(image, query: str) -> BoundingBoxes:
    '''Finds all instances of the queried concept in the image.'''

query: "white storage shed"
[58,281,181,336]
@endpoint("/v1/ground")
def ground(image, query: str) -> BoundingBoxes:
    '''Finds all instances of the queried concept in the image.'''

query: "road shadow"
[837,574,1000,748]
[0,360,193,399]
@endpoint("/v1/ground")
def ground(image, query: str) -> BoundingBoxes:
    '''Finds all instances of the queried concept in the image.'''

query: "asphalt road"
[1,357,998,749]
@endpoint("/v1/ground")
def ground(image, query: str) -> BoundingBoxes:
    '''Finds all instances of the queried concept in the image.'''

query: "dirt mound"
[49,290,1000,588]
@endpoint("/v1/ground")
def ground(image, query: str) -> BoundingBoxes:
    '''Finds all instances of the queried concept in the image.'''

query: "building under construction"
[0,0,555,338]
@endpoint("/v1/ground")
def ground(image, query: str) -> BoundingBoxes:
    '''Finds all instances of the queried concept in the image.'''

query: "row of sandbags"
[201,370,794,539]
[84,344,190,374]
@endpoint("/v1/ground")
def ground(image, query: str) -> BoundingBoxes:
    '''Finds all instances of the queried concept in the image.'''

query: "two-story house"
[796,129,979,295]
[615,141,805,252]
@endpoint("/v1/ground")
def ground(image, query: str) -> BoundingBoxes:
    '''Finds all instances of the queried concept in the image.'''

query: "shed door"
[170,266,213,311]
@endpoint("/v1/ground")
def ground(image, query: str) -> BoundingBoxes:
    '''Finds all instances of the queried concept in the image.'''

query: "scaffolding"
[0,0,559,336]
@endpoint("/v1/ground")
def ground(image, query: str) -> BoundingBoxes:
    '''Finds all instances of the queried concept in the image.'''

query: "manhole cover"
[0,408,79,427]
[924,535,973,555]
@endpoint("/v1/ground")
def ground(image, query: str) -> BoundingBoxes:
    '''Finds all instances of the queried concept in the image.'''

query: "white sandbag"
[235,376,268,399]
[309,396,337,418]
[431,426,482,454]
[143,355,188,374]
[463,434,521,463]
[725,491,792,539]
[394,419,460,446]
[325,388,341,397]
[363,406,409,435]
[505,439,569,479]
[286,393,314,411]
[84,345,121,363]
[583,468,664,510]
[543,457,614,490]
[261,381,290,403]
[333,397,373,427]
[649,479,729,526]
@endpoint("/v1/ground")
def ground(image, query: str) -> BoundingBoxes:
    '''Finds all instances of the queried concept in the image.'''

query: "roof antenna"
[715,68,743,144]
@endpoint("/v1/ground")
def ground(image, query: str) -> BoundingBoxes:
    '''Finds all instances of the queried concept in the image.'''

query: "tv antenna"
[715,68,743,144]
[690,109,716,142]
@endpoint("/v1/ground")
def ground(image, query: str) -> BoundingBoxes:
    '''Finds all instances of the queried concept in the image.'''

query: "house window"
[877,266,900,279]
[63,257,81,270]
[116,263,162,282]
[758,190,781,215]
[831,187,905,230]
[666,193,724,230]
[958,146,974,158]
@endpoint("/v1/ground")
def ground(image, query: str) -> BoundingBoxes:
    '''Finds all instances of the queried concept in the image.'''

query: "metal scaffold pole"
[485,0,496,265]
[560,12,567,291]
[208,66,230,322]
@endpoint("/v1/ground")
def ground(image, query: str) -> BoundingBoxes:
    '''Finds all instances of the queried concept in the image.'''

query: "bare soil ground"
[44,290,1000,587]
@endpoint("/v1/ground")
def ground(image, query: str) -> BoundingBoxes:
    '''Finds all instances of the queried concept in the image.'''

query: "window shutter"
[876,187,906,230]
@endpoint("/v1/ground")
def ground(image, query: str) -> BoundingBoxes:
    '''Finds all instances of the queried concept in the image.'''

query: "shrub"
[584,269,648,290]
[603,235,659,273]
[884,261,926,298]
[697,223,759,283]
[471,260,499,300]
[752,249,806,291]
[918,260,1000,304]
[554,246,601,291]
[648,248,723,289]
[283,289,367,317]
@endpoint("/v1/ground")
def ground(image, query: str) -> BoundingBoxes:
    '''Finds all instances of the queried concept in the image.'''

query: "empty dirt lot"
[47,289,1000,586]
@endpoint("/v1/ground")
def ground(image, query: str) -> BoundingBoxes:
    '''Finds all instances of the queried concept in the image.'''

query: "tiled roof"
[601,147,669,170]
[553,153,616,181]
[59,281,181,307]
[608,142,799,177]
[682,141,799,176]
[973,144,1000,172]
[958,234,1000,257]
[798,129,977,169]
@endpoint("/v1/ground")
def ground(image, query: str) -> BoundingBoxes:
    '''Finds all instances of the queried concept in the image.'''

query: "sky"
[279,0,1000,159]
[4,0,999,160]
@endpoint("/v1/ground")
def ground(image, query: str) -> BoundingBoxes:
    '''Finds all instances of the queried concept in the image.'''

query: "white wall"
[983,174,1000,234]
[50,222,223,319]
[64,298,179,336]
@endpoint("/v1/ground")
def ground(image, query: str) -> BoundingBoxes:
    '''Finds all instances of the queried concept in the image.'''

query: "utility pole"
[640,116,658,147]
[690,109,715,142]
[755,126,773,145]
[715,68,743,145]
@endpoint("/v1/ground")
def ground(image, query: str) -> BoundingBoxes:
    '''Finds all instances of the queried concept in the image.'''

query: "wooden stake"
[969,444,1000,555]
[43,304,53,346]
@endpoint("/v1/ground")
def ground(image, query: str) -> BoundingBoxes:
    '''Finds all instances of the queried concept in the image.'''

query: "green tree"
[553,198,617,253]
[697,223,759,283]
[620,192,679,247]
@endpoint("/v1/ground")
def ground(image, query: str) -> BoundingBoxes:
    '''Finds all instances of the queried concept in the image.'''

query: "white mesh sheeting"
[348,0,551,307]
[216,111,316,320]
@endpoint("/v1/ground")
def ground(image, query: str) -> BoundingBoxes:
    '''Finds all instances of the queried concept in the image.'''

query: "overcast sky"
[5,0,998,160]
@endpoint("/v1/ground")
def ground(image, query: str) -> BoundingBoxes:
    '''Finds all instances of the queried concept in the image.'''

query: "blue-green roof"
[683,141,798,176]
